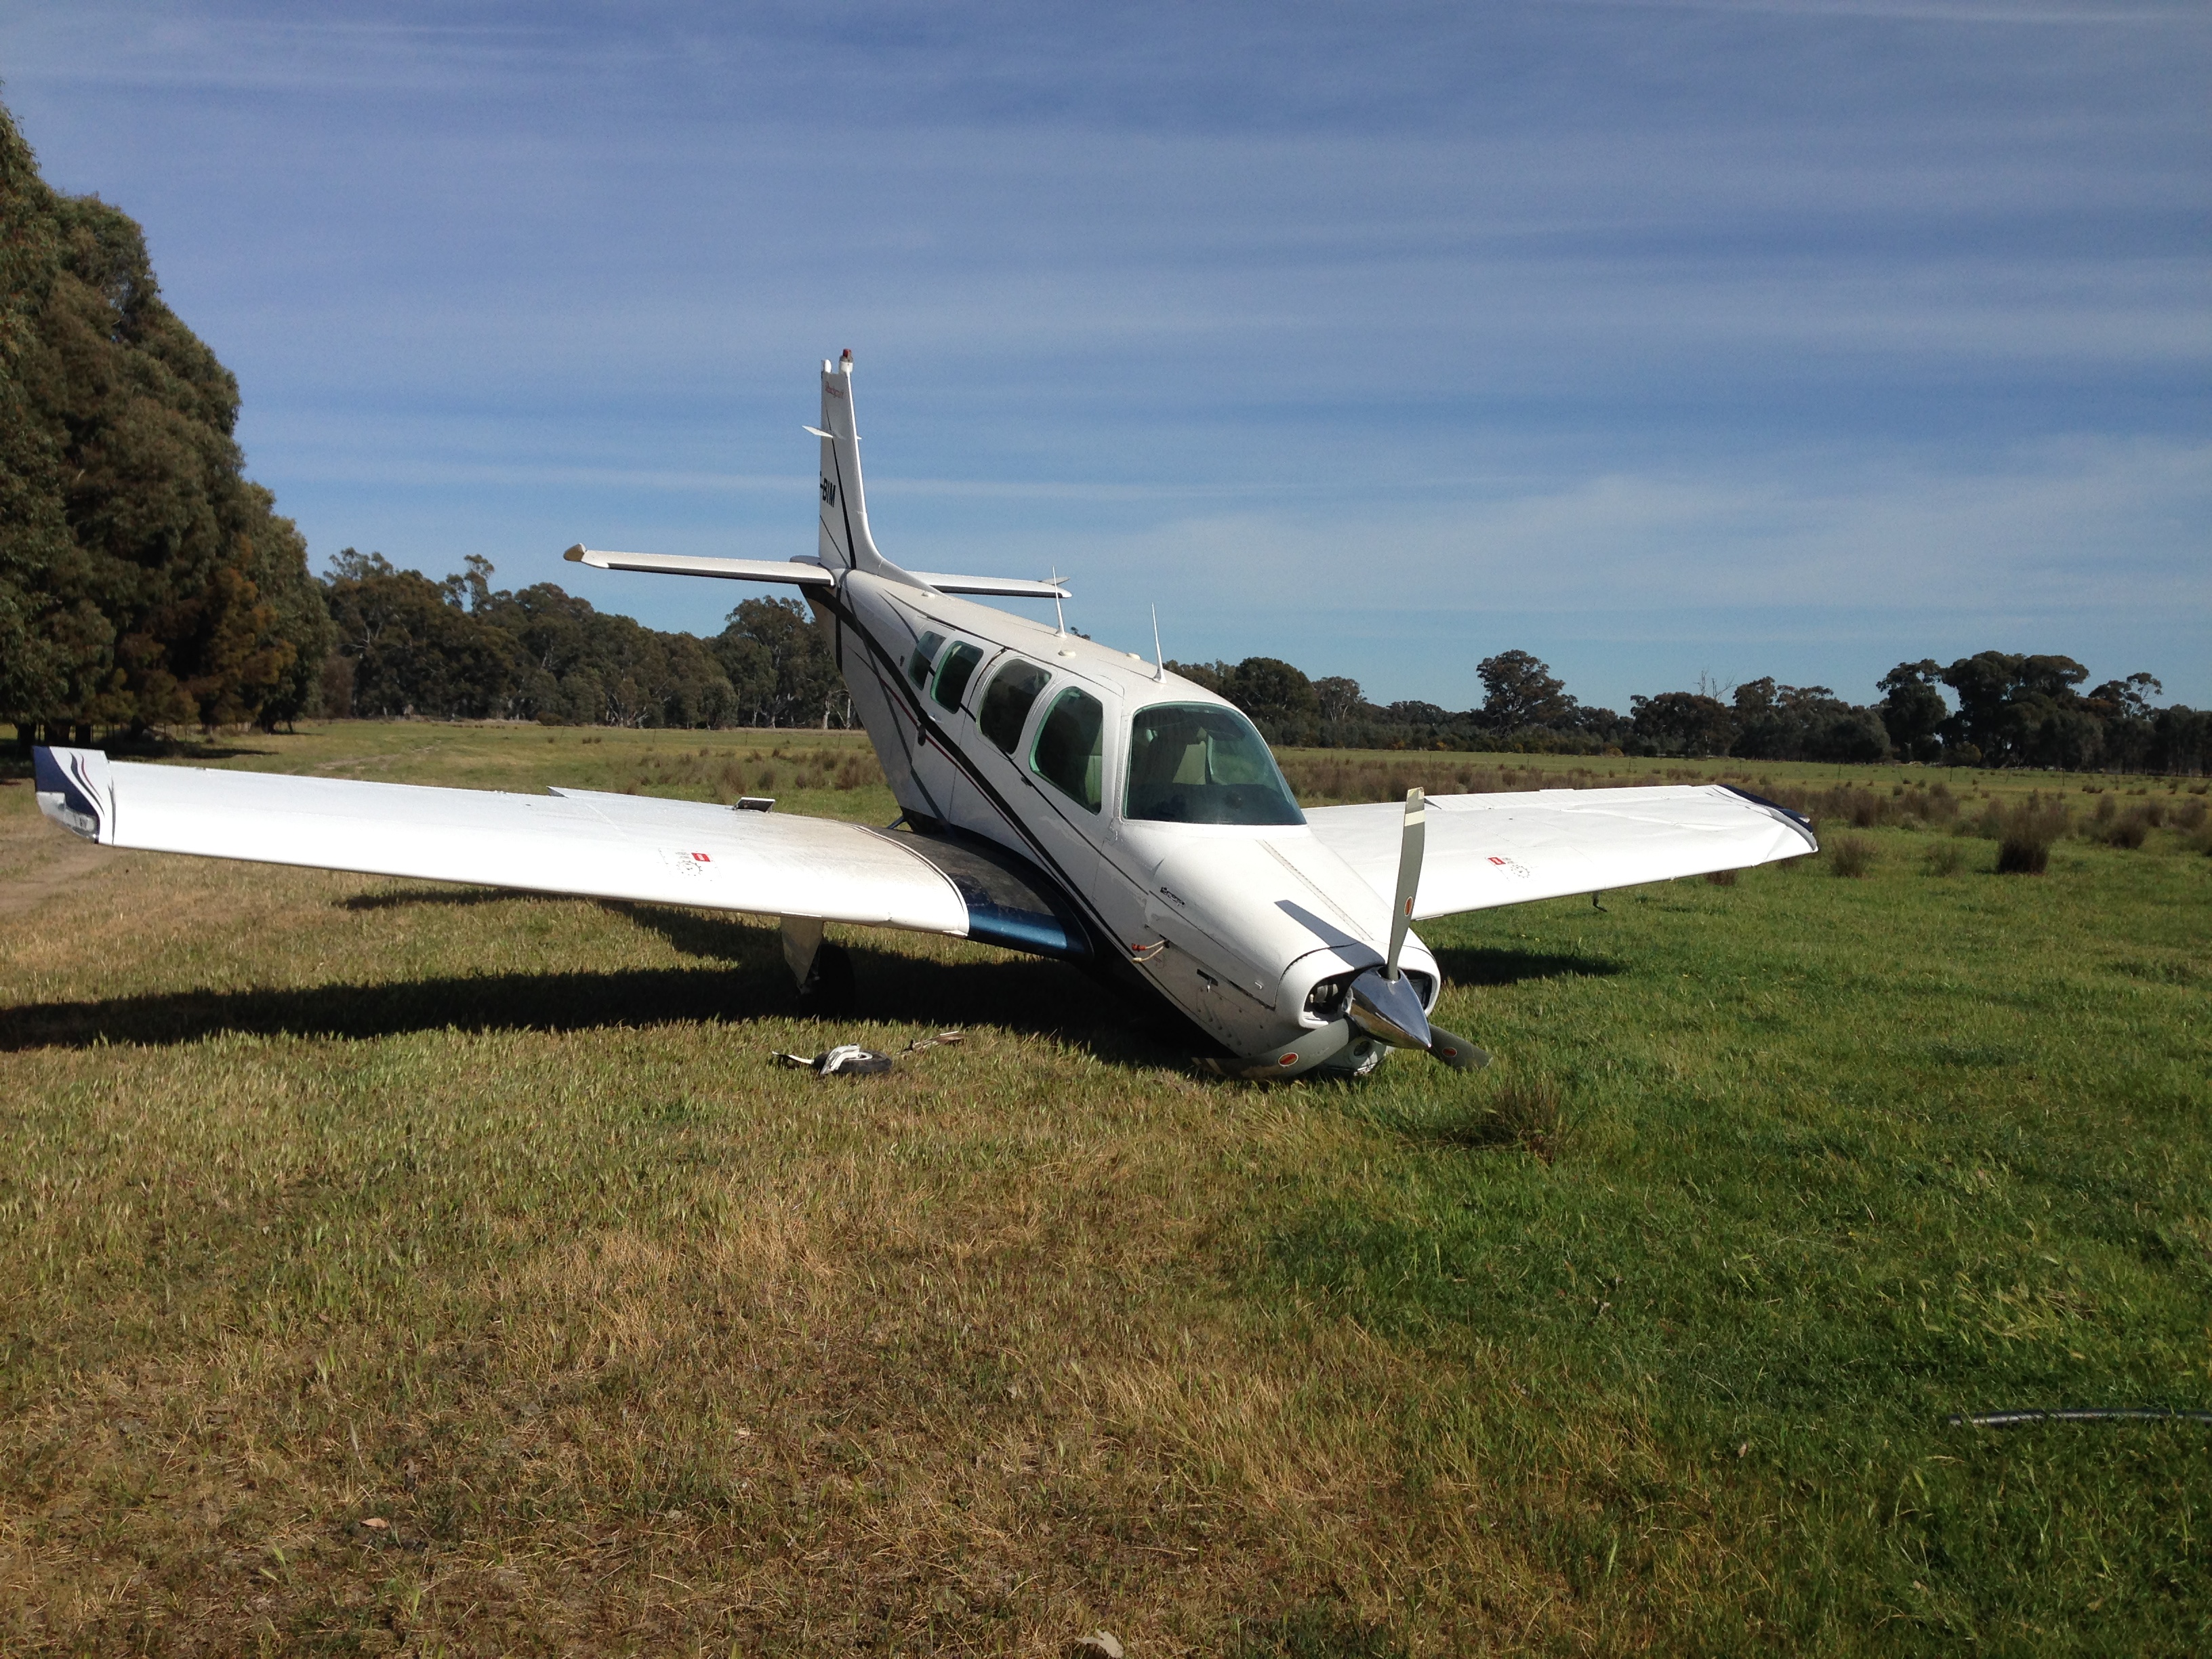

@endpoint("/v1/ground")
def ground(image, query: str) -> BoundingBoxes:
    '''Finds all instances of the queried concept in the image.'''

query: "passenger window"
[933,642,983,712]
[978,659,1050,753]
[905,631,946,689]
[1031,688,1105,813]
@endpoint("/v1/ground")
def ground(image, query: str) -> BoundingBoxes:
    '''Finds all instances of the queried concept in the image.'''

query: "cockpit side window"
[1030,688,1104,813]
[905,631,947,690]
[933,642,984,712]
[1125,703,1305,825]
[978,659,1051,753]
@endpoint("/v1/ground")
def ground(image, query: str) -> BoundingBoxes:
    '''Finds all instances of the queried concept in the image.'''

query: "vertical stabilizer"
[814,351,894,576]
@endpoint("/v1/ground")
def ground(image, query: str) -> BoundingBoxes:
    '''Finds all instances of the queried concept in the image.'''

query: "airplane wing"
[31,745,973,935]
[1303,784,1816,920]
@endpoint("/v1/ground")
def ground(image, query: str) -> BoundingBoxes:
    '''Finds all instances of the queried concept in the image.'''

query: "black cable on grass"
[1950,1408,2212,1427]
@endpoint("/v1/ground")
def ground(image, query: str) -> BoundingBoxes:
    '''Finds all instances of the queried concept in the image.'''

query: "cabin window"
[978,659,1051,753]
[905,631,947,689]
[1124,703,1304,825]
[1031,688,1105,813]
[933,642,984,712]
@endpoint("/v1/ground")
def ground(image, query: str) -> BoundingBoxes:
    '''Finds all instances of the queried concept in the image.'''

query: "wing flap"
[1306,784,1816,918]
[33,749,968,934]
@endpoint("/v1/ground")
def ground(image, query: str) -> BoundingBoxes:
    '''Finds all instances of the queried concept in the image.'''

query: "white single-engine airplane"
[34,352,1816,1078]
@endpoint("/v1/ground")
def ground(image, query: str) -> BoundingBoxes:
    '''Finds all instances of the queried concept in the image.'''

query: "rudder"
[813,350,892,576]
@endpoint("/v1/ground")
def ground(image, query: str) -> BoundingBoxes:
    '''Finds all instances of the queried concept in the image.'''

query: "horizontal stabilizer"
[910,572,1071,599]
[562,546,835,588]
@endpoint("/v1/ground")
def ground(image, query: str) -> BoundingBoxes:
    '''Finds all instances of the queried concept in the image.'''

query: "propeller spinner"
[1343,789,1489,1070]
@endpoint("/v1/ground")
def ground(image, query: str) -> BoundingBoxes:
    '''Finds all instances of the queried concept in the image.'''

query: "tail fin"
[812,350,893,576]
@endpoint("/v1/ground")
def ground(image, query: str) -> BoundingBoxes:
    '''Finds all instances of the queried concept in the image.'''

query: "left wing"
[1305,784,1816,919]
[32,746,966,934]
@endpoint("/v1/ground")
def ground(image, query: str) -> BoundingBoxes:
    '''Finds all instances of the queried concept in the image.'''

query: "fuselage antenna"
[1150,605,1165,682]
[1050,570,1066,636]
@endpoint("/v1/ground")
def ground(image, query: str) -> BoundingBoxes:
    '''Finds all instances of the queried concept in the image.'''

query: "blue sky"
[4,1,2205,710]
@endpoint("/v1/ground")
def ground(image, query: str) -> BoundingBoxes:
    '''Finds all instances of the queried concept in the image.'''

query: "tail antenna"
[1150,605,1165,682]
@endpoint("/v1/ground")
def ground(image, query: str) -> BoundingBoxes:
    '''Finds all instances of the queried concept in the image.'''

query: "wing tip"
[1720,784,1820,853]
[33,744,110,842]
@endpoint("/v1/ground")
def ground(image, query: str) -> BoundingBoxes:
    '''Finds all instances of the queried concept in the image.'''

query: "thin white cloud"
[5,1,2201,705]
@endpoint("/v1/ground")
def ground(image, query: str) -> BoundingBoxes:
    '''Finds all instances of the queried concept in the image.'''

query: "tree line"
[1169,649,2210,775]
[319,551,850,731]
[3,98,2200,771]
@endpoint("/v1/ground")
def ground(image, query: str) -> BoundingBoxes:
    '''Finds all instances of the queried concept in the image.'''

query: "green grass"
[1,722,2207,1654]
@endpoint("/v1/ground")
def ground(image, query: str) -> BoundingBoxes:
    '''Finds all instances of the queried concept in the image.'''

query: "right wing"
[1305,783,1817,919]
[33,746,964,934]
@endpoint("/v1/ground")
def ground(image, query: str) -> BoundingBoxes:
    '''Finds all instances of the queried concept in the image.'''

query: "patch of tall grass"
[1828,834,1877,877]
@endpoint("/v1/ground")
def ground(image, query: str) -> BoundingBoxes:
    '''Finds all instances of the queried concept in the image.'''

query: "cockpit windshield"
[1124,703,1305,825]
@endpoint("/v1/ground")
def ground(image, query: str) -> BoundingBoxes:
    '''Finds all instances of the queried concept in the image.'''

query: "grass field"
[1,722,2207,1656]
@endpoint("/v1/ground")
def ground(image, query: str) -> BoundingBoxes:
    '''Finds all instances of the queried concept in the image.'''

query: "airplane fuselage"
[812,565,1439,1072]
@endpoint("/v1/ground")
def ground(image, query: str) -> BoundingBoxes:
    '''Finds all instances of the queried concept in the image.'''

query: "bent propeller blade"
[1385,787,1425,980]
[1426,1026,1490,1071]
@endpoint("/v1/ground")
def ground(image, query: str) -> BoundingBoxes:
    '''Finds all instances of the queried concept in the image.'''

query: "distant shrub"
[2095,808,2153,850]
[1830,835,1877,878]
[1975,796,2070,865]
[2176,798,2209,832]
[1925,842,1968,876]
[1895,781,1961,825]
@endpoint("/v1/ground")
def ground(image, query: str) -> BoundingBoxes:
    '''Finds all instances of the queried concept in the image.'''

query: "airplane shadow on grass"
[0,885,1622,1060]
[0,899,1188,1067]
[1429,945,1624,987]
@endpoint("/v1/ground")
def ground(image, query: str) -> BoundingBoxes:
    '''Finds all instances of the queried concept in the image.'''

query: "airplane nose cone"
[1345,967,1432,1050]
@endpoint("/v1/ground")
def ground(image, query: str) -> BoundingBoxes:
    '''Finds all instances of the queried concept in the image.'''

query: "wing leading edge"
[1305,784,1816,919]
[32,747,969,935]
